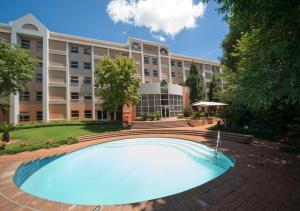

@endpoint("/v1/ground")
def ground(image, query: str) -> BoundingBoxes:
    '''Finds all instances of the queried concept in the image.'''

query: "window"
[84,110,92,119]
[36,41,43,50]
[71,61,79,68]
[84,62,91,70]
[71,46,79,53]
[36,111,43,121]
[171,60,175,66]
[205,73,212,79]
[19,91,29,101]
[84,93,92,100]
[145,81,150,83]
[152,58,158,65]
[84,77,91,84]
[71,110,79,118]
[36,73,43,83]
[37,57,43,67]
[84,48,91,55]
[160,48,168,55]
[71,76,79,84]
[153,70,159,77]
[144,69,150,76]
[19,112,30,122]
[132,42,140,49]
[98,110,108,120]
[171,72,176,77]
[177,62,182,67]
[21,39,30,49]
[36,92,43,101]
[71,92,79,100]
[144,57,149,64]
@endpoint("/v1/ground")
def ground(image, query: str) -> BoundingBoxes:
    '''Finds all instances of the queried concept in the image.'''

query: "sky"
[0,0,228,61]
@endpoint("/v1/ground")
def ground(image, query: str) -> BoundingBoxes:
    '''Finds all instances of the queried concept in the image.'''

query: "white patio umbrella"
[192,101,228,107]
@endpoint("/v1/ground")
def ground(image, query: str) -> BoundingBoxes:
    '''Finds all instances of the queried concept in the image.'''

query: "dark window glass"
[71,46,79,53]
[71,110,79,118]
[84,110,92,118]
[71,92,79,100]
[36,92,43,101]
[19,91,30,101]
[71,61,79,68]
[36,111,43,121]
[21,39,30,49]
[20,112,30,121]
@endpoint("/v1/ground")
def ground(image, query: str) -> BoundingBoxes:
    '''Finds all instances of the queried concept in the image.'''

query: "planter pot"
[122,122,132,129]
[2,132,9,143]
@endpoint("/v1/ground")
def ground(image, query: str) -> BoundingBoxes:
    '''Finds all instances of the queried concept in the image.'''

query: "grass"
[0,121,123,155]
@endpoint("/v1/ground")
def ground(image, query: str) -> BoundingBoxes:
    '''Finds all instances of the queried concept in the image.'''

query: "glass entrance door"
[161,106,169,118]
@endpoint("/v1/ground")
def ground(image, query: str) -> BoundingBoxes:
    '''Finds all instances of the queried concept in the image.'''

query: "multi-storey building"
[0,14,221,124]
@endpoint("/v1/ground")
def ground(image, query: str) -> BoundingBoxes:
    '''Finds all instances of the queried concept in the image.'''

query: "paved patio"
[0,127,300,211]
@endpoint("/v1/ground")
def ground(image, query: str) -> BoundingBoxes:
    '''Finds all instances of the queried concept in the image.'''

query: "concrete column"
[141,43,145,83]
[9,30,19,124]
[91,46,96,120]
[182,60,186,82]
[158,47,162,81]
[168,53,172,84]
[66,42,70,120]
[42,31,49,122]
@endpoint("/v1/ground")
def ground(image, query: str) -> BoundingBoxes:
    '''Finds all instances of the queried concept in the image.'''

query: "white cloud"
[152,34,166,42]
[107,0,206,39]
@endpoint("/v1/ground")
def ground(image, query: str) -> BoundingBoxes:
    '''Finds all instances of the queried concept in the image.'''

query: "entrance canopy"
[192,101,228,107]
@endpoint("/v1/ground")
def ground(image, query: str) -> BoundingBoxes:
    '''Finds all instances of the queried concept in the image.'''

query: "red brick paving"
[0,127,300,210]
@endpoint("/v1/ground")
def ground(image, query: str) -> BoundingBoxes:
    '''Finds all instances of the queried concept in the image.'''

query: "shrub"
[142,113,148,121]
[192,111,203,119]
[0,142,6,150]
[183,107,192,117]
[155,112,161,120]
[65,136,78,145]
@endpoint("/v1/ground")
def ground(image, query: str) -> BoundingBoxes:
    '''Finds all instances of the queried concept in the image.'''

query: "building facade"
[0,14,221,124]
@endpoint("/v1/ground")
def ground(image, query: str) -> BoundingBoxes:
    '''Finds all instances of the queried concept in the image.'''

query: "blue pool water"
[15,138,234,205]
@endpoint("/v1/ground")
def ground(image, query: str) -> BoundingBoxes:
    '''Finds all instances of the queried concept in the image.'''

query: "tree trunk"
[2,132,9,142]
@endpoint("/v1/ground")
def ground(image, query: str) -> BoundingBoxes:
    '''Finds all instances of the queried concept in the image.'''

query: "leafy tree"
[207,73,222,102]
[0,39,37,112]
[185,62,205,103]
[205,0,300,143]
[94,55,140,120]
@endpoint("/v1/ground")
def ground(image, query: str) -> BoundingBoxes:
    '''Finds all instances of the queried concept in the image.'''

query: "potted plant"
[155,112,161,120]
[142,113,148,121]
[0,123,15,143]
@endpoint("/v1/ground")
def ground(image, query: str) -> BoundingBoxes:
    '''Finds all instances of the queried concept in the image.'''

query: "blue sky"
[0,0,228,61]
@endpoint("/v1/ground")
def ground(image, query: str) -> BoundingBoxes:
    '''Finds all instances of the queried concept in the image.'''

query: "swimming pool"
[14,138,234,205]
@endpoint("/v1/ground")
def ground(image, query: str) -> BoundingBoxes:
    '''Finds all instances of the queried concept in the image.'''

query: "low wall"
[187,118,216,127]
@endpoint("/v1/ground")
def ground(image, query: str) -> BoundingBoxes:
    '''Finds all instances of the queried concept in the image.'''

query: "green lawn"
[0,121,123,155]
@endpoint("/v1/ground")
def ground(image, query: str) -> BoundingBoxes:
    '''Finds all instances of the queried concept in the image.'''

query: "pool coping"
[1,131,300,210]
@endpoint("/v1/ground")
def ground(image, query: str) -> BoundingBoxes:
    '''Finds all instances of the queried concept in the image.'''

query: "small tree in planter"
[0,123,15,143]
[155,112,161,120]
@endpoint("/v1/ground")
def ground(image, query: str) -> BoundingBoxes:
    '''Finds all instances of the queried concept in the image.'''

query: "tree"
[185,62,205,103]
[94,55,140,120]
[207,74,222,102]
[0,39,37,112]
[206,0,300,142]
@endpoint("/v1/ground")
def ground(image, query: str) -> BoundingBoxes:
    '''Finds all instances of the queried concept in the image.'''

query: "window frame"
[36,91,43,101]
[19,112,30,122]
[71,110,79,118]
[71,92,79,100]
[21,39,30,49]
[36,111,43,121]
[19,91,30,101]
[84,62,91,70]
[71,46,79,53]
